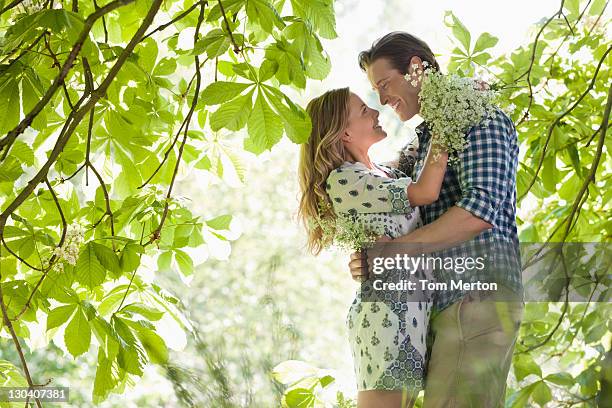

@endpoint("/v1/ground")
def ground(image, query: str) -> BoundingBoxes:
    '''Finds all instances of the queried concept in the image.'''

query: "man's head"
[358,32,439,121]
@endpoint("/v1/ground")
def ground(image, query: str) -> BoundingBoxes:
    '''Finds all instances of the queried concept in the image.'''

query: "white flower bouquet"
[314,201,384,252]
[407,63,500,163]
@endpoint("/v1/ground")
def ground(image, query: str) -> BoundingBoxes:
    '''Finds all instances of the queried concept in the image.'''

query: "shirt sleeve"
[455,111,517,227]
[326,166,414,215]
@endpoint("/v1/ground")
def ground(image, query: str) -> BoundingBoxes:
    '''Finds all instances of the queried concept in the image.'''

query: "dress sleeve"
[325,166,414,215]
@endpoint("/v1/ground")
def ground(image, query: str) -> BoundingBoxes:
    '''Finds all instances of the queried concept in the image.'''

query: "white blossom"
[53,222,86,270]
[405,69,499,163]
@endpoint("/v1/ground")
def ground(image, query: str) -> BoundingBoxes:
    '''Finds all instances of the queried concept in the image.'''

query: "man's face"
[366,57,421,121]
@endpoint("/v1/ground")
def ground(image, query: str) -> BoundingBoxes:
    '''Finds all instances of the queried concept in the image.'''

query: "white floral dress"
[325,161,433,393]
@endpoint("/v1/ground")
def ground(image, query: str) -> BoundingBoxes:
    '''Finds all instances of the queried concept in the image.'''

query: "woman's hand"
[348,236,392,282]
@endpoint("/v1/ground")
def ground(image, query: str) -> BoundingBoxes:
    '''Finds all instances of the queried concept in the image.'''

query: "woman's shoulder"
[374,163,408,179]
[327,162,370,180]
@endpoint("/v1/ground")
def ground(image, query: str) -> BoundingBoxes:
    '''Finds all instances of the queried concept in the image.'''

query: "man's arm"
[391,206,491,253]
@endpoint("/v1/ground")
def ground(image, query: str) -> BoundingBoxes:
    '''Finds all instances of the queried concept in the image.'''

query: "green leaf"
[91,317,120,361]
[9,141,35,166]
[514,354,542,381]
[0,360,28,387]
[206,214,232,230]
[121,303,164,321]
[263,86,311,143]
[46,304,77,331]
[444,11,472,53]
[473,32,498,53]
[564,0,579,17]
[92,352,118,403]
[531,381,552,406]
[153,57,177,76]
[542,155,557,191]
[259,60,278,82]
[290,0,337,39]
[471,52,492,65]
[585,322,606,343]
[589,0,606,15]
[137,37,158,73]
[201,81,253,105]
[284,387,315,407]
[174,249,193,276]
[0,157,23,183]
[210,89,254,131]
[545,372,574,386]
[194,28,231,59]
[245,91,283,154]
[92,242,122,278]
[246,0,284,33]
[265,41,306,88]
[64,308,91,357]
[135,330,168,364]
[319,375,334,388]
[508,382,537,408]
[119,242,143,273]
[75,242,107,289]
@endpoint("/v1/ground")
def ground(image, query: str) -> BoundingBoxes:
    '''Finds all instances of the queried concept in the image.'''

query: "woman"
[297,88,447,408]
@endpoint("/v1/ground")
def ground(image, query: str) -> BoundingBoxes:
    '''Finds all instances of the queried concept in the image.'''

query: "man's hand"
[348,236,392,282]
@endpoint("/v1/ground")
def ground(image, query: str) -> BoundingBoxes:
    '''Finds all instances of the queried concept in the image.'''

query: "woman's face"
[342,93,387,150]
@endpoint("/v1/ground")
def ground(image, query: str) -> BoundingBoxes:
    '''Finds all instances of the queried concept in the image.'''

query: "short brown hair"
[358,32,440,74]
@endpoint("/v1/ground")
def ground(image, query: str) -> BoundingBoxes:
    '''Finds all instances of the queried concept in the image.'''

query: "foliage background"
[0,0,610,407]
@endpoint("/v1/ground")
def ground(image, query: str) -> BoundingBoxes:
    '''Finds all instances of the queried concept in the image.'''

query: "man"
[350,32,524,407]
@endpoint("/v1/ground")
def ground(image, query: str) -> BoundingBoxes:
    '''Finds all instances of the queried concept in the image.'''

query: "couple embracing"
[298,32,525,408]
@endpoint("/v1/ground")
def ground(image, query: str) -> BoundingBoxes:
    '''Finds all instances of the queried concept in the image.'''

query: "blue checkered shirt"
[401,109,523,313]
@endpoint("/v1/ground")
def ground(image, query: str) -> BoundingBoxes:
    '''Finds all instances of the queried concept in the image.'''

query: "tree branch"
[0,0,135,160]
[0,0,26,16]
[0,0,163,253]
[518,44,611,201]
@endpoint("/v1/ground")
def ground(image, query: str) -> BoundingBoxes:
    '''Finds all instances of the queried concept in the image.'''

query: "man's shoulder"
[467,107,517,140]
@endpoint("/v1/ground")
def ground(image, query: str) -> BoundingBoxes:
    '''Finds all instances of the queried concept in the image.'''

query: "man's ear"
[408,56,423,73]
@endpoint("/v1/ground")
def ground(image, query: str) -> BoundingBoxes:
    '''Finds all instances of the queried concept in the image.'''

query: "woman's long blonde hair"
[298,88,351,255]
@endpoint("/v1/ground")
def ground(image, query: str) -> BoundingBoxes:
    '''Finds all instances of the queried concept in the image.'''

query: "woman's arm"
[406,142,448,206]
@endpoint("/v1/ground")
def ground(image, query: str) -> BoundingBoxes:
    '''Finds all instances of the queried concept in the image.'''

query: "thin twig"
[115,224,146,314]
[138,57,210,190]
[515,1,565,126]
[141,0,207,42]
[0,284,42,408]
[44,32,75,110]
[10,178,67,322]
[218,0,241,53]
[1,236,43,271]
[2,30,48,69]
[144,2,206,246]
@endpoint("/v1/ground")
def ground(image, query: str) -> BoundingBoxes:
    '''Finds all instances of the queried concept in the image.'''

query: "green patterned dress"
[325,161,433,393]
